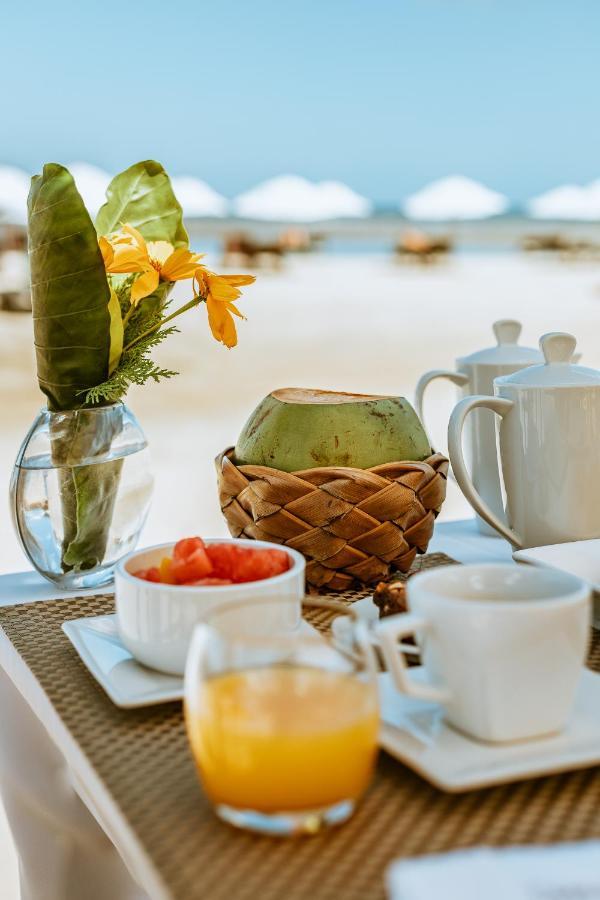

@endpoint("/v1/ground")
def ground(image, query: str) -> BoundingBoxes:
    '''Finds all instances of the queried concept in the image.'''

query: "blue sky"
[1,0,599,204]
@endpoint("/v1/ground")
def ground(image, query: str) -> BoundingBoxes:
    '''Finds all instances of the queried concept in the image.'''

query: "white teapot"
[415,320,542,535]
[448,333,600,549]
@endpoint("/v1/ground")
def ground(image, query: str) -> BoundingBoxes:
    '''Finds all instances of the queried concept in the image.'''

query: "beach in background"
[187,213,600,255]
[2,247,600,575]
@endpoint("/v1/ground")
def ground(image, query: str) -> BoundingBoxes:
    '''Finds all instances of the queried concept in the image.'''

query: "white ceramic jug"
[415,320,542,535]
[448,332,600,549]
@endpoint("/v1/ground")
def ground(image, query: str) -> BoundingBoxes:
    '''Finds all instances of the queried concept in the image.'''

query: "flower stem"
[122,305,135,329]
[122,296,204,352]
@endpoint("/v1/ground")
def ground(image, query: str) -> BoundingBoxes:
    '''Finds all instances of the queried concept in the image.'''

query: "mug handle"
[376,614,451,704]
[414,370,469,480]
[448,395,523,547]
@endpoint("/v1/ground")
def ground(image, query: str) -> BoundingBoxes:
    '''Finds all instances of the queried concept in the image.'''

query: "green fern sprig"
[84,279,204,405]
[83,324,180,406]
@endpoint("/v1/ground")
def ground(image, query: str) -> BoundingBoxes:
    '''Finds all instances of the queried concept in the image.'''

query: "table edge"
[0,624,171,900]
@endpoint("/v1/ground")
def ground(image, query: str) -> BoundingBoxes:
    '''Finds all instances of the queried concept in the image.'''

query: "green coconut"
[234,388,431,472]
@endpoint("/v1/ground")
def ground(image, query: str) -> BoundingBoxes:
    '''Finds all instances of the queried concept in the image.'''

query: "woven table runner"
[1,552,600,900]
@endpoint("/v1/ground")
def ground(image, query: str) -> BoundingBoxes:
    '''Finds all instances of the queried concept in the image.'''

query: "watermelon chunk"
[231,547,290,583]
[205,544,290,583]
[133,567,161,583]
[171,548,213,584]
[173,537,206,560]
[205,543,239,579]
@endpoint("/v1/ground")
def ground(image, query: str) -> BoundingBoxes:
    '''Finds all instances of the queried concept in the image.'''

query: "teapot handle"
[414,371,469,480]
[448,395,523,547]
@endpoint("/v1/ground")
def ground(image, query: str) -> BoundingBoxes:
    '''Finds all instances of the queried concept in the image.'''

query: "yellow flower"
[194,268,255,348]
[99,225,204,305]
[99,233,148,276]
[99,236,114,268]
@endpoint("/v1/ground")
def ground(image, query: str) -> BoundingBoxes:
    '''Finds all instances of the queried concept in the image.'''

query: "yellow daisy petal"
[208,276,242,303]
[226,301,245,319]
[220,274,256,287]
[106,244,148,274]
[196,270,256,303]
[131,267,160,304]
[110,231,136,246]
[99,236,114,269]
[122,224,147,253]
[206,295,238,348]
[161,247,204,281]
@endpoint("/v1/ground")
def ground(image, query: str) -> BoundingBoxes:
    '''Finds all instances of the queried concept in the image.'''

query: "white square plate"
[379,667,600,791]
[63,614,319,708]
[513,540,600,626]
[62,615,183,708]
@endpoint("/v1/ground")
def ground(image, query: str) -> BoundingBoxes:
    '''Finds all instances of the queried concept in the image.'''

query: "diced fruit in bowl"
[134,567,161,583]
[206,542,290,583]
[170,538,213,584]
[116,538,306,675]
[133,536,290,586]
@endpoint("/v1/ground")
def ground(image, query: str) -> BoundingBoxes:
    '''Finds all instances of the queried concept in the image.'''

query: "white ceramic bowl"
[115,539,306,675]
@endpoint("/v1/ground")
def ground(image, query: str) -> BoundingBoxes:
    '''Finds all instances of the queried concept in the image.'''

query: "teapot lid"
[497,333,598,387]
[458,320,543,366]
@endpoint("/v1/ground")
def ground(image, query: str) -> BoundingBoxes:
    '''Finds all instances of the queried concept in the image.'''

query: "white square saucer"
[513,540,600,626]
[63,613,318,708]
[62,615,183,708]
[379,667,600,792]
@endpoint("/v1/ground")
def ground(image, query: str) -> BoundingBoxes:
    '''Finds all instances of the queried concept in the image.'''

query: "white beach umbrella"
[68,162,112,218]
[315,180,372,218]
[528,181,600,220]
[171,176,228,217]
[0,166,30,225]
[403,175,508,221]
[233,175,371,222]
[234,175,323,221]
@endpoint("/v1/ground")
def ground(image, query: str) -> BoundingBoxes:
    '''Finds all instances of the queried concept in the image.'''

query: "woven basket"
[216,448,449,590]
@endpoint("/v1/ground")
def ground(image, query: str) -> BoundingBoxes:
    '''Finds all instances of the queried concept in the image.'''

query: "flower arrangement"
[24,160,254,579]
[28,159,254,411]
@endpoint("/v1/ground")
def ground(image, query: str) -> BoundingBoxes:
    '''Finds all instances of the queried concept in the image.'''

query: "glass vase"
[10,404,153,590]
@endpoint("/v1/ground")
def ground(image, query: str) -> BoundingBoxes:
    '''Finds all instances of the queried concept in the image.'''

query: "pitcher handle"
[415,371,469,480]
[448,395,523,547]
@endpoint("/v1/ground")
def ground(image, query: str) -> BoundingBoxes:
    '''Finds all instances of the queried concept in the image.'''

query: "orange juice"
[186,665,379,811]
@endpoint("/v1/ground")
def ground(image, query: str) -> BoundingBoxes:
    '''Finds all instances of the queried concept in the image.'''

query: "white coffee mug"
[376,563,590,743]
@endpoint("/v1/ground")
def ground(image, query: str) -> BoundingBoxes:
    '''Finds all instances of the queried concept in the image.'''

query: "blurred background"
[4,0,600,563]
[2,1,600,894]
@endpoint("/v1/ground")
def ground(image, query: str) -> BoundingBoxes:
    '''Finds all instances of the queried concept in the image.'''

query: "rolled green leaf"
[50,407,125,571]
[28,163,123,575]
[28,163,112,411]
[60,458,124,569]
[96,160,188,248]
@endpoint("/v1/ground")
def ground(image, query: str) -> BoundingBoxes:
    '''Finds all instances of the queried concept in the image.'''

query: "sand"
[2,251,600,574]
[1,250,600,895]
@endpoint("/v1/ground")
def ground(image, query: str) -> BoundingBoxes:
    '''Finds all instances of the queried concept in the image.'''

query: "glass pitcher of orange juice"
[184,597,379,836]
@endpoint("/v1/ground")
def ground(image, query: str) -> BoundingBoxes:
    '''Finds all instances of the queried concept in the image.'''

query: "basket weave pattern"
[216,448,449,590]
